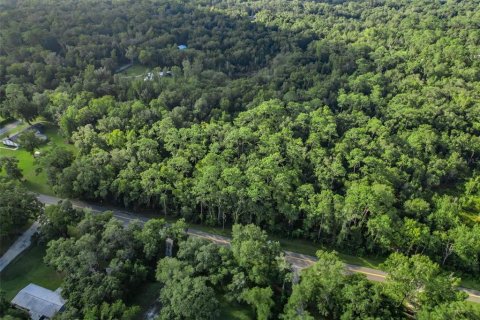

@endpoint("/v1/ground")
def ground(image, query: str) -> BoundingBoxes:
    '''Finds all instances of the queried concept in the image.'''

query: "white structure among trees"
[11,284,65,320]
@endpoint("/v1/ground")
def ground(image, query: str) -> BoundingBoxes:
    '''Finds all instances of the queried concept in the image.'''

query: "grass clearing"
[0,244,64,300]
[0,123,73,195]
[119,64,149,77]
[460,276,480,291]
[467,301,480,313]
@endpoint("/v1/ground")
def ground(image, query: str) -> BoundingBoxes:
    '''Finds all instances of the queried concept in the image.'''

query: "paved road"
[37,194,480,303]
[0,120,21,136]
[0,222,40,272]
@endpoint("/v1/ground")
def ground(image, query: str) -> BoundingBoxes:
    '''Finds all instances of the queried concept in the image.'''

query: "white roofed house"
[11,284,66,320]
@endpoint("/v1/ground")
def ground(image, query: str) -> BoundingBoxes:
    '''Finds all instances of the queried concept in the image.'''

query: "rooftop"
[11,284,65,320]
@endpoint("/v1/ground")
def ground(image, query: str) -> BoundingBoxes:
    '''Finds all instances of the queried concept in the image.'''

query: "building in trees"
[11,284,65,320]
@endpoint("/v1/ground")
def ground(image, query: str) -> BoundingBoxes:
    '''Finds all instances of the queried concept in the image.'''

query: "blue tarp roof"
[178,44,187,50]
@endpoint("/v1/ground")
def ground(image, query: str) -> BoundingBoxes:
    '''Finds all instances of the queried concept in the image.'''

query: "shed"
[11,284,66,320]
[178,44,187,50]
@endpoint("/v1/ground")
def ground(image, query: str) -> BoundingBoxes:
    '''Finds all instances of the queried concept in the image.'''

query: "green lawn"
[460,276,480,291]
[467,301,480,313]
[0,123,73,195]
[0,245,64,300]
[119,64,149,77]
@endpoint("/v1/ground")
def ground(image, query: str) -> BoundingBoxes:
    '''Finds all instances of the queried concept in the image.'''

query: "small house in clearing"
[11,284,66,320]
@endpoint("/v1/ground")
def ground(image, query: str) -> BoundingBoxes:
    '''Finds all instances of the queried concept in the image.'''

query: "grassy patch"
[119,64,149,77]
[460,276,480,291]
[467,301,480,313]
[0,123,73,195]
[0,221,33,256]
[273,236,384,269]
[218,294,254,320]
[0,244,63,300]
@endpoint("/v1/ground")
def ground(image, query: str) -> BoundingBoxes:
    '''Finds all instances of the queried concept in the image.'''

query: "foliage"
[2,0,478,278]
[18,130,42,154]
[1,0,480,315]
[156,257,220,320]
[0,178,42,237]
[38,199,84,240]
[282,250,403,319]
[0,157,23,180]
[382,253,467,311]
[44,213,146,317]
[83,300,140,320]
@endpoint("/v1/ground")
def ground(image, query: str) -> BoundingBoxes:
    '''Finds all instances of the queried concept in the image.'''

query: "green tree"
[18,130,42,154]
[156,257,219,320]
[382,253,466,311]
[231,224,287,286]
[417,301,480,320]
[282,250,345,319]
[0,157,23,180]
[83,300,140,320]
[36,146,74,186]
[39,200,83,240]
[0,178,42,237]
[241,287,274,320]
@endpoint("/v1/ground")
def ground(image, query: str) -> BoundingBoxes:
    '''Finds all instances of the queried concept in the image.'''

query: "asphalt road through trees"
[36,194,480,303]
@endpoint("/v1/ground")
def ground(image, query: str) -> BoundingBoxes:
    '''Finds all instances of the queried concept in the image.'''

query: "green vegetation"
[0,179,42,239]
[218,295,254,320]
[0,221,33,256]
[128,281,162,320]
[118,64,149,77]
[1,0,480,317]
[0,124,73,194]
[0,121,29,140]
[0,245,63,300]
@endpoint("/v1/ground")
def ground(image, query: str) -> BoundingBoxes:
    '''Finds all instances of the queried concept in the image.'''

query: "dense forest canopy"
[1,0,480,278]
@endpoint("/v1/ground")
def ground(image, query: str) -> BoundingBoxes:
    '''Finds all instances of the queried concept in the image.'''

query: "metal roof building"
[11,284,65,320]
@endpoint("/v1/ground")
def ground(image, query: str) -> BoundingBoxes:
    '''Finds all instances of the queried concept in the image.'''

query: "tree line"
[2,185,477,319]
[0,0,479,287]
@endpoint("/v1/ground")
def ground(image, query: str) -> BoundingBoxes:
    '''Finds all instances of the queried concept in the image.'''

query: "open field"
[0,245,63,300]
